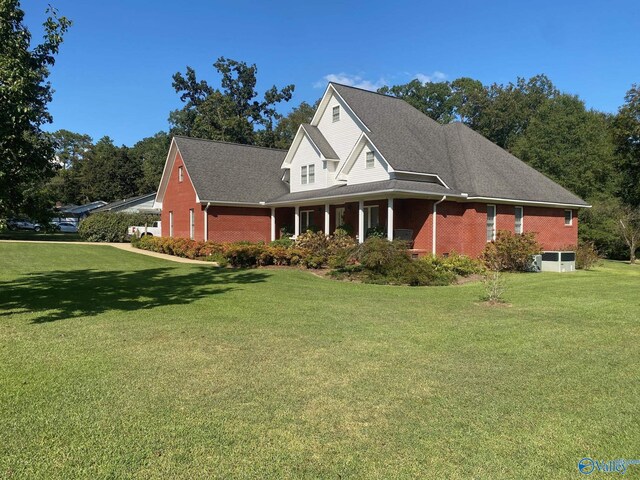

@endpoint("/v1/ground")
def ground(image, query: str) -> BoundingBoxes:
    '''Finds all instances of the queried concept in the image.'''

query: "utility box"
[540,251,576,272]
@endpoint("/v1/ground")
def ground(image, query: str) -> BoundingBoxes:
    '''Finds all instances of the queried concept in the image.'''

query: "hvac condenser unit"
[540,251,576,272]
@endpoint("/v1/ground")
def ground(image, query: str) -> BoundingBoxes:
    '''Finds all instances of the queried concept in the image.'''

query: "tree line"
[1,1,639,261]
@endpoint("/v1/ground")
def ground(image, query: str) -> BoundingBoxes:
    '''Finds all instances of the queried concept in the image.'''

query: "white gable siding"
[289,135,328,192]
[347,147,390,185]
[316,92,364,163]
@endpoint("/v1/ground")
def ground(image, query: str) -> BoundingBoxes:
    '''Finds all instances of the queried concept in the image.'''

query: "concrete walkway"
[0,239,219,265]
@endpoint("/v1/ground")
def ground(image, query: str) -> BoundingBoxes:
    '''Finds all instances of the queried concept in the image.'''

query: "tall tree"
[0,1,71,220]
[170,57,294,147]
[511,94,619,200]
[612,84,640,206]
[129,131,171,194]
[271,100,318,149]
[51,129,92,169]
[378,79,457,124]
[80,137,142,202]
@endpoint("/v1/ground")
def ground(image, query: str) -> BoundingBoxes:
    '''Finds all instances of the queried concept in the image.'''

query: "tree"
[378,79,457,124]
[511,94,619,200]
[129,131,171,193]
[51,129,92,169]
[615,203,640,264]
[80,137,142,202]
[170,57,294,147]
[0,1,71,220]
[43,130,93,205]
[612,84,640,206]
[271,100,318,149]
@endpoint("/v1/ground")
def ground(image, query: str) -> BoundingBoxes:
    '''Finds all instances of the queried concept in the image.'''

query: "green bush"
[481,231,542,271]
[79,212,159,242]
[270,237,294,248]
[366,225,386,239]
[562,241,601,270]
[222,242,266,268]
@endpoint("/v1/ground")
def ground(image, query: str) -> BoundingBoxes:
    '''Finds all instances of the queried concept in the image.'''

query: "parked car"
[128,221,161,237]
[7,218,42,232]
[54,221,78,233]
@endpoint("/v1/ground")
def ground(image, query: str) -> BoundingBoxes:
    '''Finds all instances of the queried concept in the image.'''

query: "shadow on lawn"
[0,267,268,323]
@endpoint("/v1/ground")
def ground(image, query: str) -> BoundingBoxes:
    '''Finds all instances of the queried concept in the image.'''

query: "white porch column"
[294,206,300,238]
[387,197,394,241]
[270,207,276,241]
[358,200,365,243]
[324,204,330,236]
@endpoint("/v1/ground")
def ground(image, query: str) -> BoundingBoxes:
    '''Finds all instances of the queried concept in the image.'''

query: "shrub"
[295,231,330,268]
[366,225,386,239]
[222,242,266,268]
[79,212,159,243]
[481,231,542,272]
[270,237,294,248]
[442,251,486,276]
[336,224,354,235]
[563,241,601,270]
[481,270,507,304]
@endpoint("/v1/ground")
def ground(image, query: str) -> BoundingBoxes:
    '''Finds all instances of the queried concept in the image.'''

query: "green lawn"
[0,230,81,242]
[0,243,639,479]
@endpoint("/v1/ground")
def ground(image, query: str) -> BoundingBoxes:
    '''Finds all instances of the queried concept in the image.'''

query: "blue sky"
[22,0,640,147]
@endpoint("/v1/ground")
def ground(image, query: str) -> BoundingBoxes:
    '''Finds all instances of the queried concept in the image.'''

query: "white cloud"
[414,71,448,83]
[314,73,388,91]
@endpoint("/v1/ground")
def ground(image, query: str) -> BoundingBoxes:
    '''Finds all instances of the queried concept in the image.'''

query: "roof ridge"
[329,82,407,102]
[173,135,288,152]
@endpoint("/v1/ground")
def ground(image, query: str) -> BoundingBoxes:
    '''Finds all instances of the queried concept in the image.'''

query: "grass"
[0,243,639,479]
[0,230,82,242]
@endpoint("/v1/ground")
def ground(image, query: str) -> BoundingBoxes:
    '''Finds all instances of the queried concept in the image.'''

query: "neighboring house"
[92,193,160,215]
[57,201,108,222]
[155,83,588,257]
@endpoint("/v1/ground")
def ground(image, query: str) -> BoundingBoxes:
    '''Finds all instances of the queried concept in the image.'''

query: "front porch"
[270,197,438,253]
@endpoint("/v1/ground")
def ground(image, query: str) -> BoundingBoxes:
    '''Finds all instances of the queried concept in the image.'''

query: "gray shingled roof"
[300,124,339,159]
[174,136,288,203]
[270,179,455,203]
[331,83,588,206]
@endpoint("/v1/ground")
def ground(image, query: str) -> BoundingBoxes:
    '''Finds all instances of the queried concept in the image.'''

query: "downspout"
[432,196,446,255]
[204,202,211,241]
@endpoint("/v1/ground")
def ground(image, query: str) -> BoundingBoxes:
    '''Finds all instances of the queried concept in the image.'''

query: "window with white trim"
[301,165,307,185]
[515,206,523,234]
[486,204,496,242]
[178,166,183,182]
[189,209,195,240]
[300,210,314,232]
[364,205,380,231]
[169,211,174,237]
[308,164,315,184]
[564,209,573,226]
[332,105,340,122]
[365,151,375,169]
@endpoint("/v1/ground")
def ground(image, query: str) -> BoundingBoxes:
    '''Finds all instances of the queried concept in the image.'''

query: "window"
[515,206,523,234]
[332,105,340,122]
[178,166,183,182]
[301,165,314,185]
[308,164,315,184]
[364,205,380,232]
[486,204,496,242]
[300,210,313,232]
[335,207,345,228]
[301,165,307,185]
[169,211,174,237]
[564,209,573,226]
[366,151,375,169]
[189,209,195,240]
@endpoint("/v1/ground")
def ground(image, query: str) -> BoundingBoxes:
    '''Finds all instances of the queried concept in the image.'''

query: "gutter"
[432,195,446,255]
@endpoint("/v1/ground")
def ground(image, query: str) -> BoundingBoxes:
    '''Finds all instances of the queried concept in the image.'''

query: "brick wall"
[207,206,271,243]
[161,152,203,239]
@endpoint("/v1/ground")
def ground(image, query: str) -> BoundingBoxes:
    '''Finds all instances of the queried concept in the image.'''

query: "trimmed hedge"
[79,212,160,243]
[133,234,482,286]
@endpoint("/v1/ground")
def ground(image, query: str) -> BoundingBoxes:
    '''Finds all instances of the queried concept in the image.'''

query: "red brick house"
[155,83,587,257]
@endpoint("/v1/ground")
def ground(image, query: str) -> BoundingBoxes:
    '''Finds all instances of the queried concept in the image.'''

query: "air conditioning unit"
[531,254,542,272]
[540,251,576,272]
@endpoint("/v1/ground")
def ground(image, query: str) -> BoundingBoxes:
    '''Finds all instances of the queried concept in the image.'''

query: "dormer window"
[366,151,375,169]
[332,106,340,122]
[301,165,307,184]
[308,164,315,183]
[178,166,183,182]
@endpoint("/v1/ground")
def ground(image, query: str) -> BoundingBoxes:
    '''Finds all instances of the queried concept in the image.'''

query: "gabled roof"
[173,136,288,204]
[329,83,588,206]
[300,124,338,159]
